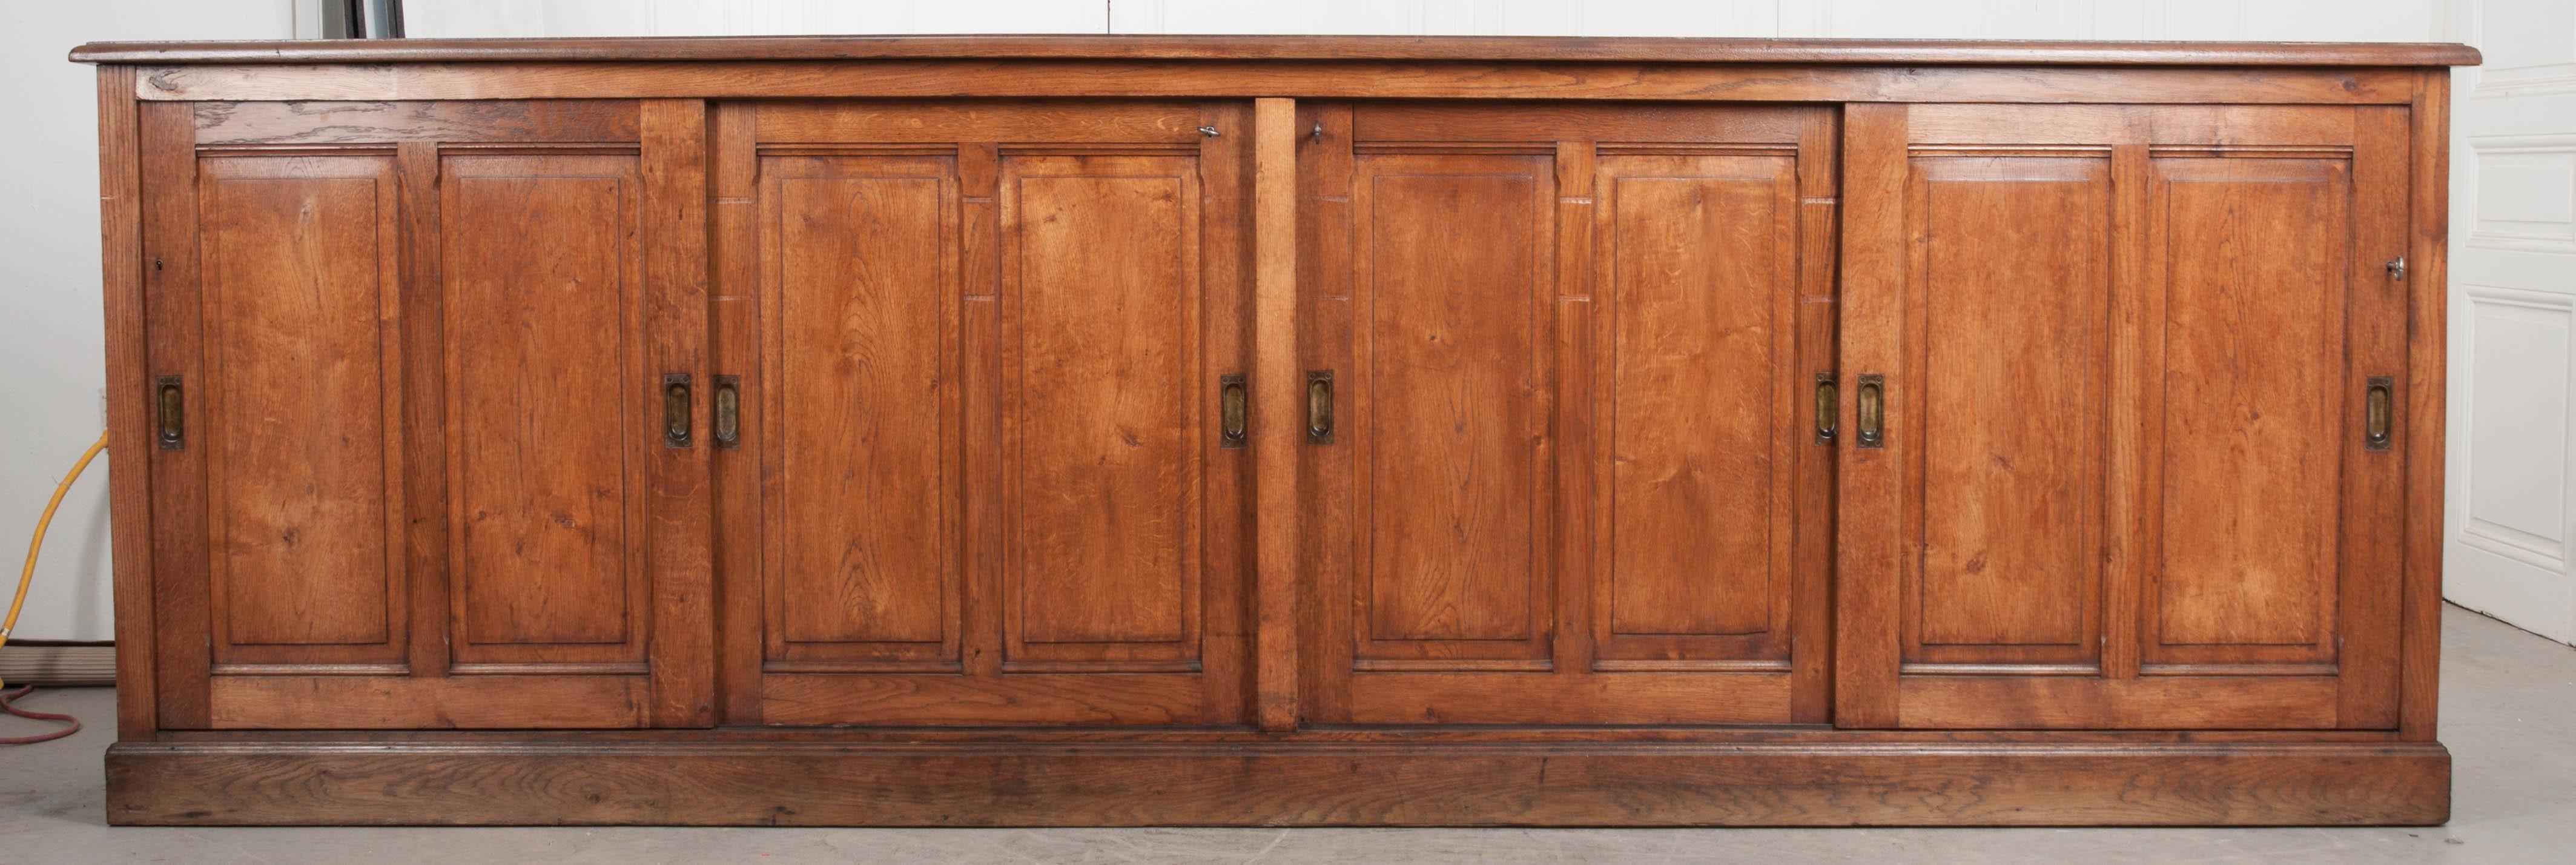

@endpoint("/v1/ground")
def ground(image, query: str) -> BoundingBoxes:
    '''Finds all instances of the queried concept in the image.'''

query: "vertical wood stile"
[1553,139,1595,681]
[2104,142,2150,683]
[640,99,716,727]
[1834,103,1907,728]
[2342,106,2412,729]
[1293,102,1356,724]
[139,101,210,729]
[958,141,1005,683]
[1252,97,1301,731]
[708,101,761,724]
[1791,106,1841,724]
[395,140,449,684]
[1198,99,1252,723]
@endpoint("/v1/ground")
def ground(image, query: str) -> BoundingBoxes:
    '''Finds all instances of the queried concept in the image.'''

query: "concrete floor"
[1,603,2569,864]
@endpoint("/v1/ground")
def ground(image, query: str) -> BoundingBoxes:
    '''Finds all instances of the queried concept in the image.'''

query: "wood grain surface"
[68,35,2481,67]
[105,738,2451,827]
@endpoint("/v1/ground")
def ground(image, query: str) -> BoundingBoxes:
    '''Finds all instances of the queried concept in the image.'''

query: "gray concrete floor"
[1,603,2569,864]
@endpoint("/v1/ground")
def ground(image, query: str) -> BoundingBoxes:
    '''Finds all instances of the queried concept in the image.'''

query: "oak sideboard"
[71,35,2480,826]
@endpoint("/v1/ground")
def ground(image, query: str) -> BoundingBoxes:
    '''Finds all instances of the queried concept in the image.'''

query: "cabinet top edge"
[69,35,2482,68]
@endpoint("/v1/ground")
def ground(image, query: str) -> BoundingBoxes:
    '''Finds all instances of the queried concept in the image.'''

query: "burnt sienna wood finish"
[78,35,2472,827]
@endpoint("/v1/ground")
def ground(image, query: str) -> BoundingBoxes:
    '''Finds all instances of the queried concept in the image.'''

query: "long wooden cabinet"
[78,36,2475,827]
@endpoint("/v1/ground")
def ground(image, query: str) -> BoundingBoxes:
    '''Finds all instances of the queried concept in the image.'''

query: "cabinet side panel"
[100,65,157,738]
[198,156,403,661]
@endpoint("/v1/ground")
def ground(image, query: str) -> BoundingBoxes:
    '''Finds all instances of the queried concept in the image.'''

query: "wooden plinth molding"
[107,739,2449,827]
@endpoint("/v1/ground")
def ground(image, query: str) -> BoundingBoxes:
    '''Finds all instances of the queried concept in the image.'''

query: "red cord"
[0,684,80,744]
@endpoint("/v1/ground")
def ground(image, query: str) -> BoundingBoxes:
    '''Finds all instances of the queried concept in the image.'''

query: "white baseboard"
[0,644,113,687]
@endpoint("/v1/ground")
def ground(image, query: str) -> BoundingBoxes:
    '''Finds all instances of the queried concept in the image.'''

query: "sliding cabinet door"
[1295,104,1840,724]
[716,101,1252,726]
[143,99,713,729]
[1835,104,2411,729]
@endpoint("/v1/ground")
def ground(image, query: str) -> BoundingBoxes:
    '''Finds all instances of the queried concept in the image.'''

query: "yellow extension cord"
[3,430,110,691]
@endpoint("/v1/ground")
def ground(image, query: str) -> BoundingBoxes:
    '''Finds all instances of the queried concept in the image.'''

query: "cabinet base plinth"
[105,737,2449,827]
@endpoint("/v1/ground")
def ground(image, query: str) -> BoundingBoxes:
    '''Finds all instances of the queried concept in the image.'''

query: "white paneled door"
[2448,0,2576,644]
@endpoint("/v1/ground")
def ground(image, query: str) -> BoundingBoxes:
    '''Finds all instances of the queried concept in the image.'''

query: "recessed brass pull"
[663,374,693,449]
[712,375,741,449]
[1855,374,1884,449]
[1307,370,1335,444]
[2366,376,2393,451]
[1813,373,1837,444]
[154,376,183,450]
[1220,375,1247,449]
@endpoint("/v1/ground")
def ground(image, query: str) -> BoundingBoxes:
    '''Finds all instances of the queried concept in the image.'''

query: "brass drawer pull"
[1220,374,1247,449]
[1814,373,1837,444]
[2366,376,2393,451]
[155,376,184,450]
[712,375,741,449]
[1307,370,1334,444]
[663,374,693,449]
[1855,374,1884,449]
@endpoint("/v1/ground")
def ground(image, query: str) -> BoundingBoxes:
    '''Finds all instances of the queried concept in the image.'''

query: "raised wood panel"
[1595,153,1798,664]
[195,154,405,668]
[1905,154,2110,669]
[759,154,962,668]
[2147,155,2350,667]
[1001,153,1203,664]
[440,153,650,668]
[1350,153,1553,663]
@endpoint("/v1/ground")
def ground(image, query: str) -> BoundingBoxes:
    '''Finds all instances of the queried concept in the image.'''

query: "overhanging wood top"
[69,35,2482,67]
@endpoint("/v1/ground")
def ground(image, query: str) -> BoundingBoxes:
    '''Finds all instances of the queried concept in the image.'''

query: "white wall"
[2445,0,2576,644]
[12,0,2468,641]
[4,1,296,640]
